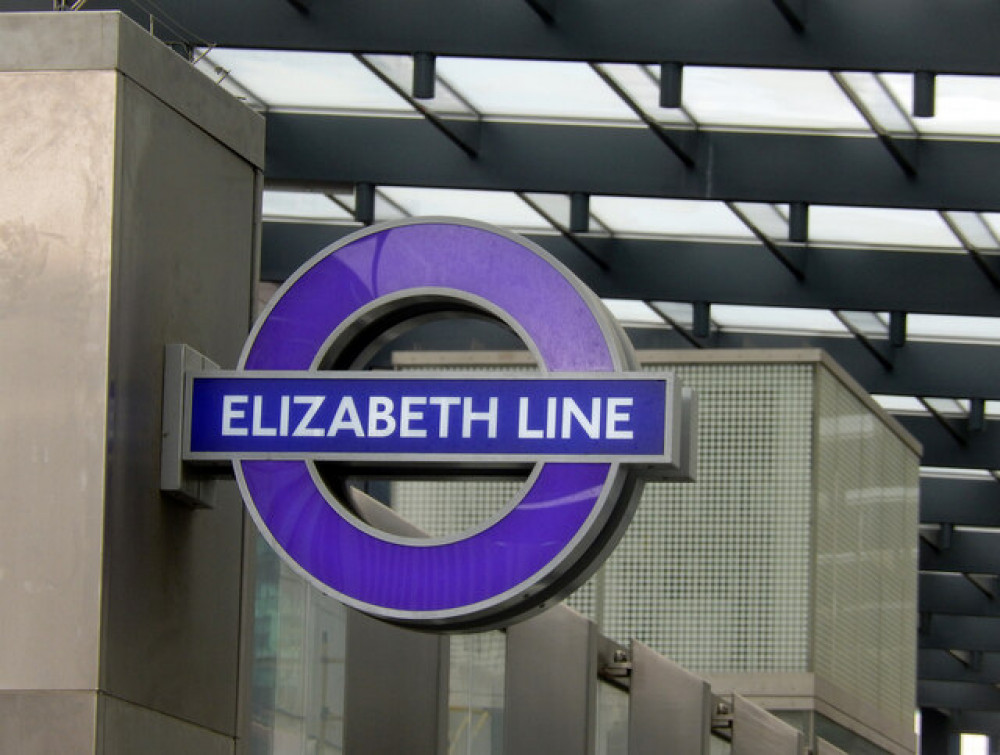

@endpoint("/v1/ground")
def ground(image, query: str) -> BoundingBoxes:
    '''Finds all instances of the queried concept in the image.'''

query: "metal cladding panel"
[95,72,258,737]
[813,367,919,737]
[732,695,804,755]
[504,605,598,755]
[343,610,450,755]
[628,640,711,755]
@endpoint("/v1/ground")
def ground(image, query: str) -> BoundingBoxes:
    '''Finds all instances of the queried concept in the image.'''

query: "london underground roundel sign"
[184,218,691,631]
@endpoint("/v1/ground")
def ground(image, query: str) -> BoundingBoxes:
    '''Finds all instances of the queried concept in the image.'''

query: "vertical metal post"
[413,52,436,99]
[355,182,375,224]
[505,606,598,754]
[914,71,937,118]
[890,311,907,348]
[693,301,711,339]
[789,202,809,243]
[659,62,683,108]
[570,192,590,233]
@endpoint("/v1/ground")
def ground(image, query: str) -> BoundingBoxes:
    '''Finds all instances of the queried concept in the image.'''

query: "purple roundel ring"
[235,218,641,630]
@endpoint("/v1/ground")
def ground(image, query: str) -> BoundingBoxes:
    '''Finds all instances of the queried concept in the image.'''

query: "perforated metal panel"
[813,368,919,736]
[585,362,814,673]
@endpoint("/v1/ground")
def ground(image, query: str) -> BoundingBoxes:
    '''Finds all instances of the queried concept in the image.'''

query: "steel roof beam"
[921,574,1000,617]
[919,680,1000,711]
[922,530,1000,574]
[921,478,1000,528]
[900,416,1000,469]
[262,223,1000,318]
[65,0,1000,76]
[920,649,1000,684]
[266,114,1000,213]
[920,615,1000,652]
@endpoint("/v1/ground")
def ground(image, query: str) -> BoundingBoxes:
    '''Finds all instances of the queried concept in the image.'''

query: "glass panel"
[602,298,662,324]
[250,536,348,755]
[730,202,790,240]
[448,632,506,755]
[960,733,990,755]
[838,311,889,338]
[262,191,352,221]
[871,395,927,415]
[595,681,629,755]
[682,67,868,131]
[378,187,549,229]
[362,54,478,116]
[521,192,573,228]
[597,63,694,126]
[435,58,638,122]
[942,211,1000,251]
[649,301,695,329]
[711,304,846,336]
[836,72,915,136]
[199,49,411,112]
[883,74,1000,138]
[905,314,1000,344]
[923,397,968,417]
[808,206,960,248]
[590,196,753,238]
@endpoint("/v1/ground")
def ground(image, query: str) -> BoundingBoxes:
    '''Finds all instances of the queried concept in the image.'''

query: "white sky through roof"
[433,58,638,121]
[262,190,352,221]
[807,206,960,248]
[201,49,412,111]
[591,197,752,238]
[682,67,868,131]
[378,188,549,228]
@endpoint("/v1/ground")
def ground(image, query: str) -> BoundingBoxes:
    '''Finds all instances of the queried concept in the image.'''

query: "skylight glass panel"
[729,203,789,240]
[201,49,412,112]
[597,64,693,126]
[262,191,351,221]
[601,299,662,324]
[434,58,637,122]
[711,305,846,335]
[808,206,959,248]
[590,197,752,238]
[923,397,967,417]
[377,188,548,229]
[194,54,266,109]
[977,213,1000,244]
[835,72,915,135]
[906,314,1000,344]
[872,395,926,414]
[361,54,478,116]
[883,75,1000,137]
[837,311,889,338]
[649,301,695,329]
[960,733,989,755]
[681,67,867,131]
[943,211,1000,250]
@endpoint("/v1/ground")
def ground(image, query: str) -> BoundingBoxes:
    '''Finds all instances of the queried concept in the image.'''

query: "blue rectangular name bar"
[185,372,678,465]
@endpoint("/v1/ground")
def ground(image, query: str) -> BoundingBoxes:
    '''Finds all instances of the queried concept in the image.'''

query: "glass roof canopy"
[202,47,1000,467]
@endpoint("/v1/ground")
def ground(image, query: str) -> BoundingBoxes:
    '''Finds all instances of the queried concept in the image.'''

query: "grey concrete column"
[0,12,263,754]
